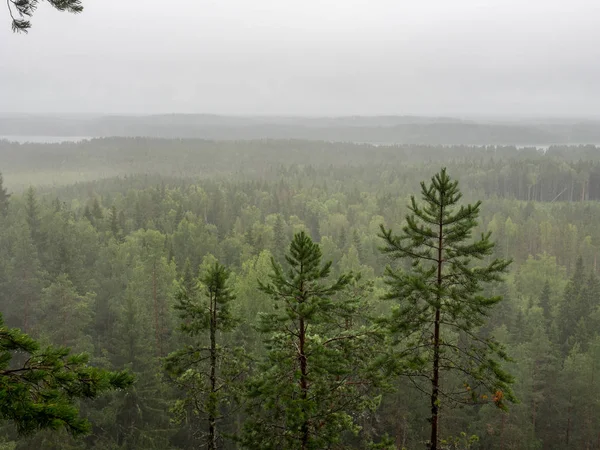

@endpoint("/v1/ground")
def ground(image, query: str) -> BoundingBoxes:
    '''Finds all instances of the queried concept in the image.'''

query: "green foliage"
[1,145,600,449]
[379,168,514,449]
[0,313,133,436]
[242,231,384,449]
[440,432,480,450]
[166,261,245,449]
[39,274,94,352]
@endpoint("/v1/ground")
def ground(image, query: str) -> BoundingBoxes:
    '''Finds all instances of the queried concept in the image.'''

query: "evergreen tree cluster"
[0,159,599,449]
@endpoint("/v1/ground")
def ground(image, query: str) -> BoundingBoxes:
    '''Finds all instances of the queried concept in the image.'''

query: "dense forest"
[1,139,600,449]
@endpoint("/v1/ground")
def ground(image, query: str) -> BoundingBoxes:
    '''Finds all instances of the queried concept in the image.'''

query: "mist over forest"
[1,130,600,449]
[3,0,600,449]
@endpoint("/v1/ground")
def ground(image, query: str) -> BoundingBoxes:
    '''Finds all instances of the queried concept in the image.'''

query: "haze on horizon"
[1,0,599,118]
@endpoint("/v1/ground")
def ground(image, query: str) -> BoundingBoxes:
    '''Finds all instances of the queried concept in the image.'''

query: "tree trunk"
[152,263,162,357]
[209,291,218,450]
[532,361,537,437]
[299,312,309,450]
[566,393,572,448]
[500,413,506,450]
[430,207,444,450]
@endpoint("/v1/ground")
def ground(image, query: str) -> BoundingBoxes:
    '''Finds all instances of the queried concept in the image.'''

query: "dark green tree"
[0,313,133,436]
[6,0,83,32]
[571,272,600,349]
[166,261,244,450]
[557,257,586,351]
[539,280,552,327]
[241,231,383,449]
[378,168,514,450]
[109,205,120,240]
[24,186,40,246]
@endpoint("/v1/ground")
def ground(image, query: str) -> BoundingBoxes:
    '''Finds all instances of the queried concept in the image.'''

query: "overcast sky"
[1,0,600,117]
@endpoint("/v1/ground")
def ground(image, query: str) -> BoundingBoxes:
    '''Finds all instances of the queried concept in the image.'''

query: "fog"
[2,0,600,116]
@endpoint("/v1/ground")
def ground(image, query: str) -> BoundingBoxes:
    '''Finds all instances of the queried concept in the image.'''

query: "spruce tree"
[241,231,383,449]
[378,168,514,450]
[165,261,244,450]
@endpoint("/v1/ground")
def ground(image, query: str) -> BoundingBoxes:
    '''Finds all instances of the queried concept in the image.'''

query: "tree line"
[6,139,600,200]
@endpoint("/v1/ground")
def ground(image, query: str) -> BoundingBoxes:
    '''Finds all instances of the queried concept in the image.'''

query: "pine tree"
[7,0,83,33]
[0,313,133,436]
[241,231,383,449]
[166,262,244,450]
[378,168,514,450]
[0,172,10,216]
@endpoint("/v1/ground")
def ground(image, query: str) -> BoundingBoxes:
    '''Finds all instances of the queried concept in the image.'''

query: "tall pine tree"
[379,168,514,450]
[166,261,244,450]
[242,231,383,449]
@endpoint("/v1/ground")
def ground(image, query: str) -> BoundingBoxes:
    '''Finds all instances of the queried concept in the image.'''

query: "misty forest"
[1,135,600,450]
[4,0,600,450]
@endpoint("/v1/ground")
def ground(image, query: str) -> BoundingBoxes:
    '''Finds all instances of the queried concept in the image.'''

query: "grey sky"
[1,0,600,116]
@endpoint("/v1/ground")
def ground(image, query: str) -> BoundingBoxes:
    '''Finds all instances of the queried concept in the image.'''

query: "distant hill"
[2,114,600,144]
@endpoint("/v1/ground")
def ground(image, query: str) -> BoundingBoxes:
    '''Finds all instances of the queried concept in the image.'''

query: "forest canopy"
[0,140,599,448]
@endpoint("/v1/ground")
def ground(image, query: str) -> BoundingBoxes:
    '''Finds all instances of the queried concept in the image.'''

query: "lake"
[0,135,94,144]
